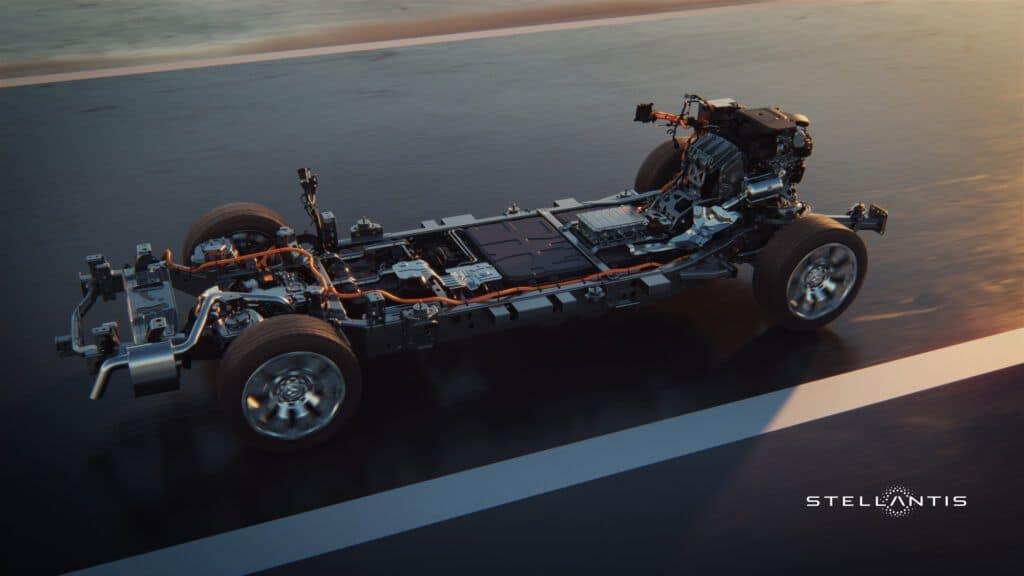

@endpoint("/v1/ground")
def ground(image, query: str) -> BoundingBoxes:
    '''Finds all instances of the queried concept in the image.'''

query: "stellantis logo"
[805,485,967,518]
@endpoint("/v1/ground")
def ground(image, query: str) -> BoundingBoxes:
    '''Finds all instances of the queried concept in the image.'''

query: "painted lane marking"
[73,328,1023,575]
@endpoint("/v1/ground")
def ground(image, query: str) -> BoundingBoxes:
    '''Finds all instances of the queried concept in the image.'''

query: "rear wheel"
[634,139,685,192]
[753,214,867,331]
[217,315,362,451]
[182,202,288,260]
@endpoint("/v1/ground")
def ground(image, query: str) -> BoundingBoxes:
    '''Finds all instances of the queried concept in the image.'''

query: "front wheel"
[753,214,867,331]
[216,315,362,451]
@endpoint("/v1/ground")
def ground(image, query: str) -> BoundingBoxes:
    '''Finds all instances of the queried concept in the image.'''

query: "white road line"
[73,328,1023,575]
[0,0,810,89]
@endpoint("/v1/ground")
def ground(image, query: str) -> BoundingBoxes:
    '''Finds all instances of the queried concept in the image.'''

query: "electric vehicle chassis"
[56,94,888,450]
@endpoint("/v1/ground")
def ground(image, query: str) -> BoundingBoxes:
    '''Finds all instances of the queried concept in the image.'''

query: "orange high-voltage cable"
[165,246,465,306]
[163,245,676,309]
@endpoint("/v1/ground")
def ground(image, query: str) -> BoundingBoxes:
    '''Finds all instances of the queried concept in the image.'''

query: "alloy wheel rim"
[785,242,858,320]
[241,351,346,440]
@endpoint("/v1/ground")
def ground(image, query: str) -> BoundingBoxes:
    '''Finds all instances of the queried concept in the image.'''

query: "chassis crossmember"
[56,94,888,450]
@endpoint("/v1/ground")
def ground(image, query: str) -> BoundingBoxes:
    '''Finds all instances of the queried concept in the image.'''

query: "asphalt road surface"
[0,0,1021,573]
[265,364,1024,576]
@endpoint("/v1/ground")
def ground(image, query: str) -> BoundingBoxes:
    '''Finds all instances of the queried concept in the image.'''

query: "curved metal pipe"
[90,355,128,400]
[171,290,292,355]
[88,290,291,400]
[69,288,99,355]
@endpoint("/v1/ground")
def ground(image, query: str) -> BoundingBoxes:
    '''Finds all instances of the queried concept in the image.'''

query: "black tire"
[634,139,685,192]
[182,202,288,260]
[753,214,867,331]
[217,315,362,452]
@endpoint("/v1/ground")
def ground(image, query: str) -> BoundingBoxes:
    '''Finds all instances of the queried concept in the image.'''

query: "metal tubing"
[90,355,128,400]
[171,290,291,355]
[68,288,99,356]
[86,290,291,399]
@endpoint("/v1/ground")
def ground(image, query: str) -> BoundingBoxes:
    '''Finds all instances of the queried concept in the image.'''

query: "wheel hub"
[275,374,310,403]
[785,243,859,321]
[241,351,346,440]
[804,264,829,288]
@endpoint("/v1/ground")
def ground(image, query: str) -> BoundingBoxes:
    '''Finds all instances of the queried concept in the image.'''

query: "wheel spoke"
[814,287,829,306]
[276,403,291,422]
[304,391,322,408]
[245,392,269,411]
[307,357,331,379]
[258,400,280,424]
[286,354,307,371]
[825,246,839,264]
[799,290,815,312]
[837,260,856,277]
